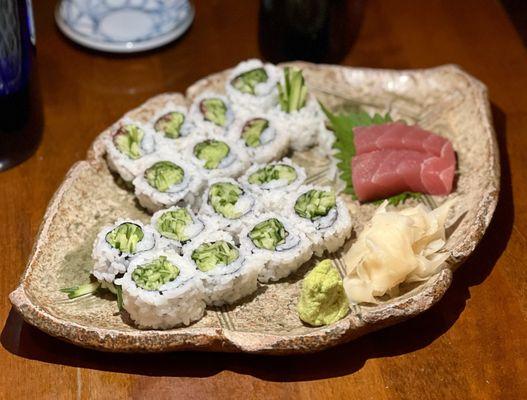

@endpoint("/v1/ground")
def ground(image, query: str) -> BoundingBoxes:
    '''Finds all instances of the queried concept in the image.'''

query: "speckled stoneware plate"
[9,63,499,354]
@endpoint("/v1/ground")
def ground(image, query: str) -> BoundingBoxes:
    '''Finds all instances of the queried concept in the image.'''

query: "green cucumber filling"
[191,240,239,272]
[200,98,228,127]
[156,208,193,241]
[278,67,308,113]
[294,190,336,220]
[193,139,230,169]
[132,256,180,291]
[248,164,297,186]
[154,111,185,139]
[113,124,144,159]
[105,223,144,254]
[208,182,243,219]
[249,218,288,250]
[144,161,184,192]
[242,118,269,148]
[231,67,268,95]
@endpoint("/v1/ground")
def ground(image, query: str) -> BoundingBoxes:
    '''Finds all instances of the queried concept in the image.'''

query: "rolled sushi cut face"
[105,222,144,254]
[294,189,337,225]
[231,67,269,95]
[191,240,239,272]
[241,118,271,148]
[200,98,228,127]
[208,182,250,219]
[144,161,185,192]
[113,124,145,160]
[156,208,202,242]
[249,218,289,251]
[154,111,185,139]
[193,139,231,169]
[248,164,297,186]
[132,255,180,291]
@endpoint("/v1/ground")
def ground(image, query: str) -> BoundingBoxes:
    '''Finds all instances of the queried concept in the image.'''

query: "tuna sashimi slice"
[351,149,455,202]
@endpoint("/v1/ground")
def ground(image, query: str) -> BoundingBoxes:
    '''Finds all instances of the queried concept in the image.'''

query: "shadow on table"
[1,105,512,381]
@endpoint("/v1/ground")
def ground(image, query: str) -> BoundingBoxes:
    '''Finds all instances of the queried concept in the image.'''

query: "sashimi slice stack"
[351,122,456,201]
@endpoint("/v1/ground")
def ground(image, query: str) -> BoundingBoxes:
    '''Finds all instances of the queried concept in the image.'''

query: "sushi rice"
[226,59,282,114]
[115,249,206,329]
[92,219,157,283]
[133,151,204,213]
[240,213,313,283]
[105,118,157,182]
[183,230,261,306]
[283,185,352,256]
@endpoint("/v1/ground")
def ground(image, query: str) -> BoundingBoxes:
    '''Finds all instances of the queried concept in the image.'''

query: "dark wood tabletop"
[1,0,526,398]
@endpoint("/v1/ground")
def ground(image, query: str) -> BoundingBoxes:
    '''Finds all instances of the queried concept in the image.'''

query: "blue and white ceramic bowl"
[55,0,194,53]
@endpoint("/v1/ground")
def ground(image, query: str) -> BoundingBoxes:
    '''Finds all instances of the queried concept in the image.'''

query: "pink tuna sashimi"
[354,122,453,159]
[351,149,455,202]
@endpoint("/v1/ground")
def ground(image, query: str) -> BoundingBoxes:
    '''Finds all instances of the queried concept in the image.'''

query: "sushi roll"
[284,185,352,256]
[105,118,157,182]
[149,103,194,149]
[115,249,206,329]
[92,219,157,283]
[183,230,261,306]
[269,67,324,151]
[238,158,306,210]
[227,115,289,164]
[133,152,204,212]
[187,92,235,136]
[240,213,313,283]
[226,59,281,114]
[186,136,249,181]
[151,206,212,252]
[200,178,260,234]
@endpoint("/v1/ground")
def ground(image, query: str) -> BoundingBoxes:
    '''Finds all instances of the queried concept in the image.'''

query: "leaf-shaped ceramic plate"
[9,63,499,354]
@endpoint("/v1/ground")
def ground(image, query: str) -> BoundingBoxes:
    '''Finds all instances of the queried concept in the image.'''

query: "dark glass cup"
[258,0,364,63]
[0,0,42,171]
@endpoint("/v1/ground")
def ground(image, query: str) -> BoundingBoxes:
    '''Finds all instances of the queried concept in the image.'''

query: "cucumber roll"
[187,92,235,136]
[133,152,204,212]
[186,136,249,181]
[269,67,324,151]
[92,219,157,283]
[105,118,157,182]
[240,213,313,283]
[238,158,306,210]
[115,250,205,329]
[151,206,213,252]
[285,185,352,256]
[183,230,261,306]
[200,178,260,234]
[226,59,281,114]
[149,104,194,149]
[227,115,289,164]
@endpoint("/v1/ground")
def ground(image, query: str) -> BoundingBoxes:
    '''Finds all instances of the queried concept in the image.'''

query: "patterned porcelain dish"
[55,0,194,53]
[9,63,499,354]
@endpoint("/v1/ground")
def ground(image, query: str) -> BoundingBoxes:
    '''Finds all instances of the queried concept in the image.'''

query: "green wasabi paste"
[297,259,349,326]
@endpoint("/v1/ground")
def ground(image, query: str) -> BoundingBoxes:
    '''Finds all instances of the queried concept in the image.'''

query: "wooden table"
[1,0,526,398]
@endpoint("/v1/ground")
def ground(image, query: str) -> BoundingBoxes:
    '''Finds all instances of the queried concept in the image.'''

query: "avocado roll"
[133,152,204,213]
[114,249,205,329]
[92,219,157,283]
[238,158,306,210]
[226,59,281,114]
[270,67,324,151]
[151,206,215,252]
[186,136,249,181]
[183,230,261,306]
[240,213,313,283]
[149,104,194,149]
[200,178,260,234]
[187,92,235,136]
[227,115,289,164]
[284,185,352,256]
[105,118,157,182]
